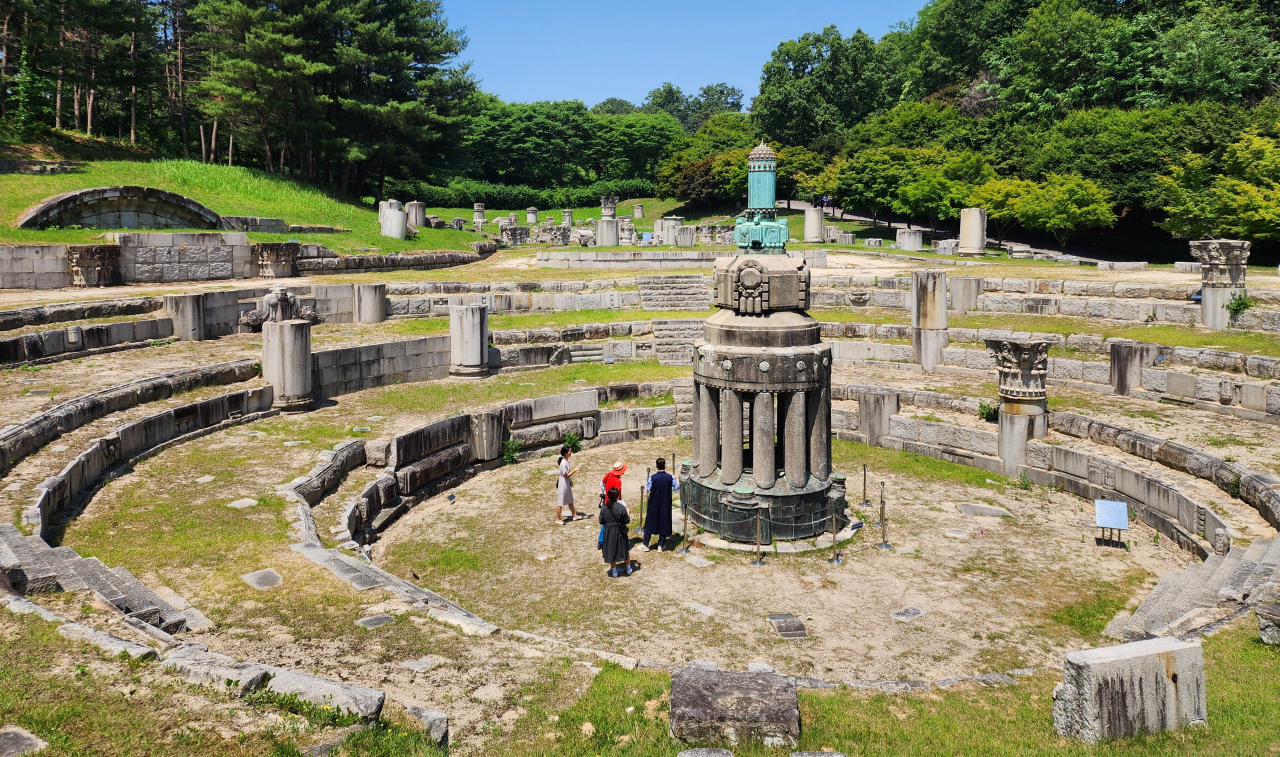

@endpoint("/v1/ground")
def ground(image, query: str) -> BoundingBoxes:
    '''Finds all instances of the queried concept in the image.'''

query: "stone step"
[0,524,60,593]
[1142,563,1200,634]
[108,566,186,633]
[1123,570,1180,640]
[66,556,129,608]
[1240,537,1280,601]
[1194,551,1241,608]
[290,542,384,591]
[1155,555,1220,630]
[1217,539,1270,605]
[23,536,88,592]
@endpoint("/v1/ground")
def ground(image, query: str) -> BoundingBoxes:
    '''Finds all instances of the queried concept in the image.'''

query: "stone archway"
[16,186,224,230]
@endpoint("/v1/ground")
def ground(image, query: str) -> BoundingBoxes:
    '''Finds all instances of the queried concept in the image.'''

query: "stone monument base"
[680,470,848,543]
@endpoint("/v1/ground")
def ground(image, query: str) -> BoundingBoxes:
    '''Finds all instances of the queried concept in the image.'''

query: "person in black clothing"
[599,485,631,577]
[637,457,677,552]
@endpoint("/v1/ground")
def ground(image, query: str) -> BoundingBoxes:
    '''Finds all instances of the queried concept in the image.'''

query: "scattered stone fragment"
[366,416,385,421]
[688,659,719,670]
[399,655,448,673]
[181,608,215,632]
[161,644,269,696]
[685,555,713,568]
[425,607,499,636]
[1007,668,1038,677]
[670,666,800,748]
[793,753,848,757]
[843,678,931,693]
[959,503,1012,518]
[890,606,925,622]
[974,672,1018,687]
[678,750,733,757]
[1256,604,1280,645]
[352,426,372,433]
[227,498,257,509]
[747,662,777,673]
[195,475,215,484]
[302,725,367,757]
[0,725,48,756]
[356,614,394,629]
[25,389,49,397]
[683,602,715,616]
[152,586,190,610]
[259,664,385,720]
[58,623,156,660]
[283,440,309,447]
[943,529,968,538]
[240,568,283,590]
[933,677,973,689]
[768,613,809,639]
[403,705,449,748]
[2,482,21,492]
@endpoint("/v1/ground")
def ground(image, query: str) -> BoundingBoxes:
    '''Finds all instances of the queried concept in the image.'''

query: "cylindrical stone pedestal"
[911,270,948,371]
[163,294,205,341]
[858,390,898,447]
[353,283,387,324]
[449,304,489,379]
[949,277,983,314]
[633,203,644,219]
[803,207,823,243]
[1200,287,1240,331]
[405,201,426,228]
[1109,341,1159,396]
[897,229,923,251]
[562,209,573,226]
[998,408,1041,476]
[597,218,620,247]
[958,208,987,256]
[1190,239,1250,331]
[380,200,407,240]
[263,319,313,412]
[526,207,539,224]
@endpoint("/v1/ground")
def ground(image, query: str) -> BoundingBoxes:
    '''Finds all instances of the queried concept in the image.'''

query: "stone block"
[670,667,799,748]
[1052,637,1205,744]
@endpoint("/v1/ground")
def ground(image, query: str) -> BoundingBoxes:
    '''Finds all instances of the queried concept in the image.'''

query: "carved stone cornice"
[1189,240,1250,288]
[984,338,1051,401]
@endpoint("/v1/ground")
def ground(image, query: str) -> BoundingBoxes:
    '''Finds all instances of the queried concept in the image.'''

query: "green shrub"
[386,178,657,210]
[564,432,582,453]
[1227,290,1258,319]
[978,400,999,423]
[502,439,521,465]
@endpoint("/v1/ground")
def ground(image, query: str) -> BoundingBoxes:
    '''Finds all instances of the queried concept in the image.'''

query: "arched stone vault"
[16,186,225,230]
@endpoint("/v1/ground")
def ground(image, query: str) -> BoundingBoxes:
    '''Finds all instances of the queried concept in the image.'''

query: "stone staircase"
[0,523,187,633]
[1117,538,1280,641]
[567,343,605,363]
[637,275,711,312]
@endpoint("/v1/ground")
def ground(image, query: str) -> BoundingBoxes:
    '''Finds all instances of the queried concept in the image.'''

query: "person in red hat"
[601,460,627,502]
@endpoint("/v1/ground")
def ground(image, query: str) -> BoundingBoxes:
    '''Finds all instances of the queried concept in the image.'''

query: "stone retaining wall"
[27,386,275,539]
[295,251,479,274]
[0,358,260,475]
[0,297,161,332]
[109,232,255,282]
[388,290,634,316]
[310,336,450,400]
[0,245,74,289]
[0,317,173,365]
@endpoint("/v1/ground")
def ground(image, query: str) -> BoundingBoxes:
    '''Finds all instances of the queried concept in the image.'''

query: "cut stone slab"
[352,426,372,433]
[677,750,734,757]
[959,503,1012,517]
[400,655,448,673]
[1,594,67,624]
[356,613,395,629]
[844,678,932,693]
[283,440,309,447]
[240,568,283,590]
[58,623,157,660]
[426,608,499,636]
[747,662,777,673]
[792,753,848,757]
[943,528,969,538]
[181,607,215,632]
[403,705,449,749]
[890,606,925,622]
[1257,604,1280,645]
[227,498,258,509]
[767,613,808,639]
[684,601,715,616]
[152,586,190,610]
[688,659,720,670]
[1052,637,1206,744]
[161,644,269,696]
[195,475,215,484]
[974,672,1018,687]
[670,667,800,748]
[685,555,714,568]
[257,664,385,720]
[0,725,48,756]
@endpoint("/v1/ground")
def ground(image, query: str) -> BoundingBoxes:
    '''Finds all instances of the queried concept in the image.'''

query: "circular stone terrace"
[0,252,1278,755]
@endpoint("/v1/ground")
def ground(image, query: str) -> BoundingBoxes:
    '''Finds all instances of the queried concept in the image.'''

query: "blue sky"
[441,0,928,107]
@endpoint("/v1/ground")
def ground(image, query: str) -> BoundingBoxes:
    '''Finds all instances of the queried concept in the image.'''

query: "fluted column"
[721,389,744,485]
[807,387,830,481]
[753,391,775,489]
[783,391,808,487]
[698,384,720,478]
[691,380,702,469]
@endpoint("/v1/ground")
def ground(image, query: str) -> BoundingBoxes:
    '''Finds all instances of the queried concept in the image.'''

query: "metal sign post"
[639,466,649,531]
[828,502,844,565]
[750,508,766,566]
[875,482,891,549]
[860,464,870,506]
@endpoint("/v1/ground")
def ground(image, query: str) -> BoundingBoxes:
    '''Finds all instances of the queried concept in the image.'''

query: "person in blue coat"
[637,457,677,552]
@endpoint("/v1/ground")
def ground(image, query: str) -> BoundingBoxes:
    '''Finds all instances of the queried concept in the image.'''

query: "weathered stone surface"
[240,568,283,590]
[0,725,48,756]
[959,503,1012,517]
[1052,637,1206,744]
[58,622,157,660]
[258,664,386,721]
[161,644,269,696]
[1258,604,1280,645]
[403,705,449,748]
[670,667,799,748]
[890,606,925,622]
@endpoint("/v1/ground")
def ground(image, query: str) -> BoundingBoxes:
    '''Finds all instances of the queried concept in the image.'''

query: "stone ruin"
[1190,239,1250,330]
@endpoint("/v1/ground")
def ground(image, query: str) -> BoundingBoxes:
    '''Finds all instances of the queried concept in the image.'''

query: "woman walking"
[599,486,631,577]
[555,446,581,525]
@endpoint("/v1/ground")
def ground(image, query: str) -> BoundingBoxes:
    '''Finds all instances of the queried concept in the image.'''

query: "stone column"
[601,196,619,220]
[1110,340,1159,396]
[858,390,898,447]
[986,338,1050,475]
[911,270,948,371]
[633,203,644,219]
[753,391,775,489]
[448,304,489,379]
[691,379,702,469]
[698,384,719,478]
[896,229,923,252]
[949,276,983,314]
[807,387,830,482]
[803,208,823,243]
[562,209,573,226]
[597,218,620,247]
[721,388,744,485]
[1190,240,1250,330]
[405,201,426,229]
[526,207,539,224]
[380,200,407,240]
[958,208,987,256]
[263,319,313,412]
[782,391,808,488]
[353,283,387,324]
[163,293,204,341]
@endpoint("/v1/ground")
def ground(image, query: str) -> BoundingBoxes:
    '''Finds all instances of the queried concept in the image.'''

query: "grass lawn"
[494,618,1279,757]
[386,309,714,336]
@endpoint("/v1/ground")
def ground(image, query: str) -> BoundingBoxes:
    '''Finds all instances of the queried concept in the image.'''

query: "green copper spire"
[734,142,788,252]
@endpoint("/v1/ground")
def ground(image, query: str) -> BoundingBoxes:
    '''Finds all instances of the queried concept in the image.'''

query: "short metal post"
[876,482,891,549]
[860,464,869,506]
[676,490,690,554]
[750,508,766,566]
[828,504,843,565]
[639,466,649,531]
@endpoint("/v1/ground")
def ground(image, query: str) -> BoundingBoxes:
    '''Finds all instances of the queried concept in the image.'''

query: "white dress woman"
[555,445,580,524]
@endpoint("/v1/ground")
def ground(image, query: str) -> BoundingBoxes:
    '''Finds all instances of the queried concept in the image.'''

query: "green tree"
[833,147,921,226]
[795,157,846,209]
[685,82,743,132]
[752,25,885,147]
[775,145,825,207]
[592,97,636,115]
[641,82,688,125]
[1157,131,1280,241]
[894,169,967,238]
[1017,172,1115,249]
[968,176,1038,248]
